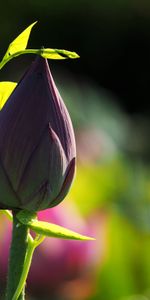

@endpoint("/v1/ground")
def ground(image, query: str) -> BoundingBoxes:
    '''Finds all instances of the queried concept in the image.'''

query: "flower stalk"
[6,211,29,300]
[12,234,45,300]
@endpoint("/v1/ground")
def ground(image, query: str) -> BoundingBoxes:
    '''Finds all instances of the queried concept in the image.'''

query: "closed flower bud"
[0,56,76,211]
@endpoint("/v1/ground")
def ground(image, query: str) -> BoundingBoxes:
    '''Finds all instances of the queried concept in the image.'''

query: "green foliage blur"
[1,1,150,299]
[63,79,150,300]
[59,65,150,300]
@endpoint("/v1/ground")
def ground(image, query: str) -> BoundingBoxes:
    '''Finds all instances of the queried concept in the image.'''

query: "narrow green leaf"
[0,81,17,109]
[16,210,95,241]
[28,220,94,241]
[2,22,37,62]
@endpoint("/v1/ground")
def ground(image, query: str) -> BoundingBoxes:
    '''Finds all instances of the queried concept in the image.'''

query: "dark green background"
[1,0,150,114]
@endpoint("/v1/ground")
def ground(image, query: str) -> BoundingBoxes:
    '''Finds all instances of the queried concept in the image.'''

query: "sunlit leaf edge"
[0,81,17,109]
[2,21,37,62]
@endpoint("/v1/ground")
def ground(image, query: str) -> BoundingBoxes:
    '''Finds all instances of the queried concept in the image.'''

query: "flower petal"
[17,125,67,211]
[0,56,76,194]
[46,62,76,161]
[0,158,20,209]
[51,157,76,207]
[0,57,54,190]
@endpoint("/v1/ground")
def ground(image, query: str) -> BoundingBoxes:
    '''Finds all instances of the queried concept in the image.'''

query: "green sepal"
[26,220,95,241]
[16,210,95,241]
[16,210,37,224]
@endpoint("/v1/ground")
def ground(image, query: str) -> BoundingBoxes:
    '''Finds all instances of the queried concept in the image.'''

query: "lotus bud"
[0,56,76,211]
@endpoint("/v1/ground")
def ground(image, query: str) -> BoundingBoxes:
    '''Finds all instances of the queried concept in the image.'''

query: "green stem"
[5,211,29,300]
[12,234,45,300]
[12,237,34,300]
[0,49,47,70]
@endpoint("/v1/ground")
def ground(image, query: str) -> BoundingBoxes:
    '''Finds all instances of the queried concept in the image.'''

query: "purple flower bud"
[0,56,76,211]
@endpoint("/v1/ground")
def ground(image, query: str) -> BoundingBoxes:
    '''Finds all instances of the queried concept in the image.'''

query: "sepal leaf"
[26,220,95,241]
[16,210,37,224]
[17,210,95,241]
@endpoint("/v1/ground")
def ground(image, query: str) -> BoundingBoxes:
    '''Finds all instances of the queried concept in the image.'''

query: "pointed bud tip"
[30,54,49,76]
[34,54,46,63]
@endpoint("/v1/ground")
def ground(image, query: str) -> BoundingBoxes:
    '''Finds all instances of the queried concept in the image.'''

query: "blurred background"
[1,0,150,299]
